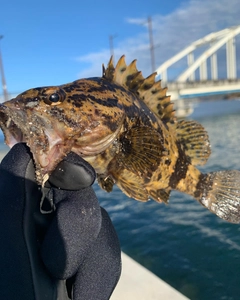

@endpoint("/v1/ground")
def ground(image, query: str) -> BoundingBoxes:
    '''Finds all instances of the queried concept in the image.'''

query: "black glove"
[0,143,121,300]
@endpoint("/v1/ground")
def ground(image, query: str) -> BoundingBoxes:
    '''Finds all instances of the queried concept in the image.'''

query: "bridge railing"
[164,78,240,91]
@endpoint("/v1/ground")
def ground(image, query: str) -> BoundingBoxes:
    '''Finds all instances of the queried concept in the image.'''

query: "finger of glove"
[47,152,96,190]
[0,143,33,179]
[72,208,122,300]
[41,187,102,279]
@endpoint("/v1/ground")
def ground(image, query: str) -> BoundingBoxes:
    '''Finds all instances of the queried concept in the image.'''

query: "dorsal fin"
[175,120,211,166]
[102,55,175,122]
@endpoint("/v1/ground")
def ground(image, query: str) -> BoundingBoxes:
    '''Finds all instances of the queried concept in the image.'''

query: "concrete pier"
[111,252,189,300]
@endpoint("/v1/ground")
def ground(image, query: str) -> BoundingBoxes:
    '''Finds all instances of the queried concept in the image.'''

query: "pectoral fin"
[117,126,164,178]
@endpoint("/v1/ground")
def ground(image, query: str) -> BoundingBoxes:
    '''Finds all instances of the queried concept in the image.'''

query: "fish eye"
[43,89,66,105]
[49,93,60,103]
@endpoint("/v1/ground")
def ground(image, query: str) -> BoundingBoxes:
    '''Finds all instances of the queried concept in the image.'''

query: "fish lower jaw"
[37,153,50,168]
[34,142,73,184]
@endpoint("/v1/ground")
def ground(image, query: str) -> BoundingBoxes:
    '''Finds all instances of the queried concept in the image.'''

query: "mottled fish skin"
[1,55,240,223]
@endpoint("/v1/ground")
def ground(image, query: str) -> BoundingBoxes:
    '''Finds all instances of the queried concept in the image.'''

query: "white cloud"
[125,17,148,28]
[76,0,240,80]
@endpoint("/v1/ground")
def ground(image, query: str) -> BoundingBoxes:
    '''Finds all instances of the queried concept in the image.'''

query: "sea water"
[1,108,240,299]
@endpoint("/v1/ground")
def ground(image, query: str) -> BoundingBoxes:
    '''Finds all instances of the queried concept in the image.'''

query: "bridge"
[155,25,240,102]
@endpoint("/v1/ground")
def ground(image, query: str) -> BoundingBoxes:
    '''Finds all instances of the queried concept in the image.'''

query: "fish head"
[0,82,124,184]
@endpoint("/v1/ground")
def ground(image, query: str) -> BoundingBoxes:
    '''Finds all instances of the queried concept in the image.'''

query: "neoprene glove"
[0,143,121,300]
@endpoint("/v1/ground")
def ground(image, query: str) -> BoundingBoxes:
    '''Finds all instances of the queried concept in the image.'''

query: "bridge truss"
[156,25,240,83]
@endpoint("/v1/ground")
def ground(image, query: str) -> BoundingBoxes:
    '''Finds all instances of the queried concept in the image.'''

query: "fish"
[0,55,240,223]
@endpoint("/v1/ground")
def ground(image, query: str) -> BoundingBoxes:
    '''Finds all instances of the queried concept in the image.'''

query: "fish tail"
[195,170,240,223]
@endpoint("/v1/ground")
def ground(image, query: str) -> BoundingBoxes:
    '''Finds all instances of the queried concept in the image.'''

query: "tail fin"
[198,170,240,223]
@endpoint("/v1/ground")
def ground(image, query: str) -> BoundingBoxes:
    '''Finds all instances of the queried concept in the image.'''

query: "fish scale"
[0,55,240,223]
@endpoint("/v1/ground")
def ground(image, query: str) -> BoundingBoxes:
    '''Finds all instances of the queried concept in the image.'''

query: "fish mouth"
[0,103,72,184]
[0,105,26,146]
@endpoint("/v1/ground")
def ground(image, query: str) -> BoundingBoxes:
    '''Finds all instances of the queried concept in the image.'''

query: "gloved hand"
[0,143,121,300]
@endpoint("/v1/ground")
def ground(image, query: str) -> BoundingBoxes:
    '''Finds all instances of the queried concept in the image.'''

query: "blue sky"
[0,0,239,95]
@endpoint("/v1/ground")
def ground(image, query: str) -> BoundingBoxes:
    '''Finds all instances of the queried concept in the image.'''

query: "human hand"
[0,143,121,300]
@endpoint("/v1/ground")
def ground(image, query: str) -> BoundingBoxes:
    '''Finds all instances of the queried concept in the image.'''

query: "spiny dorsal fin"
[102,56,115,80]
[102,55,175,122]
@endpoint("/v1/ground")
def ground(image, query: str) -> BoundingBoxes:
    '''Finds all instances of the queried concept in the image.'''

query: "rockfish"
[0,56,240,223]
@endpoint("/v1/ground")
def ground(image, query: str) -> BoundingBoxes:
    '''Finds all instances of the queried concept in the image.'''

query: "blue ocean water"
[96,112,240,300]
[1,106,240,299]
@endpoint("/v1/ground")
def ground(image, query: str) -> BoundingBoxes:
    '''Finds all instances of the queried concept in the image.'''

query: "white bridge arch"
[156,25,240,83]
